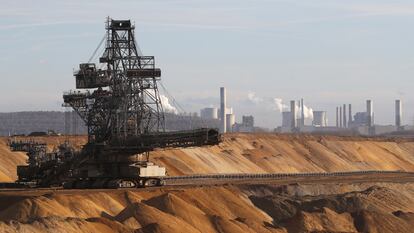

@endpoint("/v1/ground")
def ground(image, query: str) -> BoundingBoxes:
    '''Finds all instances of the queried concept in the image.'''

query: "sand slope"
[0,139,27,182]
[152,133,414,175]
[0,186,278,233]
[1,134,414,181]
[1,133,414,232]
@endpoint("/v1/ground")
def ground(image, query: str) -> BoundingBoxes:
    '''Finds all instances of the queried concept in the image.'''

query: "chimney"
[339,106,343,128]
[220,87,226,133]
[348,104,352,126]
[343,104,347,128]
[336,107,339,127]
[395,99,402,128]
[301,98,305,127]
[366,100,373,127]
[290,100,297,131]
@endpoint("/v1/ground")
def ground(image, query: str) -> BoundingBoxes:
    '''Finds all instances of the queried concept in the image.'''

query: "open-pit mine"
[1,134,414,232]
[1,17,414,233]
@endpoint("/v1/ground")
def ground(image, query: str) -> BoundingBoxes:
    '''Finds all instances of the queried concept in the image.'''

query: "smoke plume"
[273,98,289,112]
[298,104,313,119]
[146,89,178,114]
[246,92,313,119]
[160,95,178,114]
[247,91,263,104]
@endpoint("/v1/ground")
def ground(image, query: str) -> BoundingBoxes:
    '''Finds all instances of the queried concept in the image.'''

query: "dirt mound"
[0,183,412,232]
[353,210,414,233]
[286,207,357,233]
[144,193,217,232]
[248,183,414,233]
[114,202,201,233]
[151,133,414,175]
[0,138,27,182]
[0,185,286,232]
[0,196,71,222]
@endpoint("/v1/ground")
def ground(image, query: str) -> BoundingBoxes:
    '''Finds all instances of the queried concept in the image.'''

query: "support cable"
[88,34,106,63]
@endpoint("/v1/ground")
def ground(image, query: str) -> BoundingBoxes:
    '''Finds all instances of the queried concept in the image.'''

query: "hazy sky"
[1,0,413,128]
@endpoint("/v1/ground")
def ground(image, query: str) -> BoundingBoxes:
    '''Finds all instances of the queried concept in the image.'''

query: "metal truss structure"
[64,18,165,144]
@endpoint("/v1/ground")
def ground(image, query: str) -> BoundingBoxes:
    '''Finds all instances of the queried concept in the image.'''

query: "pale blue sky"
[1,0,413,128]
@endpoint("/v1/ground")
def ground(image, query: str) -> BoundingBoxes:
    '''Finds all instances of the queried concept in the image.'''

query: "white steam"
[247,91,263,104]
[273,98,289,112]
[298,104,313,119]
[247,92,313,119]
[160,95,178,114]
[146,89,178,114]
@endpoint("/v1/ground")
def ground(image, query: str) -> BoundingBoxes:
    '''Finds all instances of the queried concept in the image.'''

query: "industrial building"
[233,115,255,132]
[199,87,236,134]
[200,107,218,120]
[351,112,369,127]
[277,98,411,136]
[242,116,254,128]
[282,111,292,128]
[312,111,327,127]
[207,92,408,136]
[226,114,236,132]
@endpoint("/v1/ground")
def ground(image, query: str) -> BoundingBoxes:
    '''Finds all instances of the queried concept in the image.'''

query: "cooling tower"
[226,114,236,132]
[312,111,327,127]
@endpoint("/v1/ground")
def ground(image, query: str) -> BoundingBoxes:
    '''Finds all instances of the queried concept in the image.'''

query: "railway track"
[0,170,413,195]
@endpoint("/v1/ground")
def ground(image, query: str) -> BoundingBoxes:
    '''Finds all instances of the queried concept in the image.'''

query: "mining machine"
[9,139,76,187]
[9,18,220,189]
[56,18,220,188]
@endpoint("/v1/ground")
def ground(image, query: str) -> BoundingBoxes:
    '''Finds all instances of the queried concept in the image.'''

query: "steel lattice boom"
[64,18,165,144]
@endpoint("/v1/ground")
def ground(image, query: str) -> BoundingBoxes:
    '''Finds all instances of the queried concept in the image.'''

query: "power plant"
[276,97,411,136]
